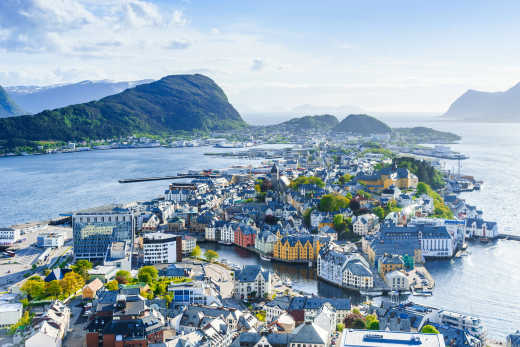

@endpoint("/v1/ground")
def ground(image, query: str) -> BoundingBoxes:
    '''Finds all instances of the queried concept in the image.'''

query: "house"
[384,270,409,291]
[82,278,104,299]
[355,167,418,193]
[255,230,277,255]
[24,301,71,347]
[465,218,499,239]
[234,224,257,248]
[234,265,272,299]
[378,254,405,276]
[273,235,326,262]
[264,296,291,322]
[352,214,379,235]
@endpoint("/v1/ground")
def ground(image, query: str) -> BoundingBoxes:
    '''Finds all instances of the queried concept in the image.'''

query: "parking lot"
[0,224,72,291]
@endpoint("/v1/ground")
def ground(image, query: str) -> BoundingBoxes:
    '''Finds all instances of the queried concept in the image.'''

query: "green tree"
[191,245,202,258]
[21,277,46,299]
[106,280,119,291]
[60,272,85,296]
[333,214,347,232]
[421,325,440,334]
[204,249,219,262]
[45,280,62,298]
[115,270,132,284]
[72,259,93,280]
[303,208,313,227]
[352,318,367,329]
[373,206,385,220]
[338,174,353,185]
[319,193,350,212]
[336,323,345,332]
[44,269,51,276]
[138,266,159,284]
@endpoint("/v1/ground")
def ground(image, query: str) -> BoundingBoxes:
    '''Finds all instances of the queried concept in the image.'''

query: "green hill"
[333,114,391,135]
[273,114,339,131]
[0,74,245,141]
[0,86,24,117]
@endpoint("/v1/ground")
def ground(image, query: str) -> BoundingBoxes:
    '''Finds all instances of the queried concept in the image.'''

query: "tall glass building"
[72,205,134,261]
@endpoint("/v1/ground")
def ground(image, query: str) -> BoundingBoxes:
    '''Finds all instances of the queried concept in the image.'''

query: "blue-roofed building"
[233,265,272,299]
[507,330,520,347]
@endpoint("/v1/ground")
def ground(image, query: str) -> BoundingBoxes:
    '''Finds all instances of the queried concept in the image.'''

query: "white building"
[37,232,65,248]
[353,214,379,235]
[24,301,70,347]
[0,303,23,327]
[317,248,374,289]
[233,265,272,299]
[143,233,181,264]
[0,227,20,247]
[385,270,409,291]
[182,235,197,255]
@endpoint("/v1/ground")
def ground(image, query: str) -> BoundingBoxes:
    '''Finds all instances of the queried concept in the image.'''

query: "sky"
[1,0,520,114]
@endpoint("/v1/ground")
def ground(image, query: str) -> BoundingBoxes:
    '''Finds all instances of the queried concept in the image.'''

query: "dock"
[497,233,520,241]
[118,174,221,183]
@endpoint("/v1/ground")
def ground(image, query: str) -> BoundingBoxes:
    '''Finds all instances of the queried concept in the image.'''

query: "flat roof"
[341,329,445,347]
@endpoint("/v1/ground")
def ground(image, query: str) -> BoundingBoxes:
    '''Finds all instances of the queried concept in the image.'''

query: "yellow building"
[378,254,405,276]
[357,167,418,192]
[273,235,325,262]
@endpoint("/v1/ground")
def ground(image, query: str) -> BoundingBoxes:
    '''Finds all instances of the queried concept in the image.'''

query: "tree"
[319,193,350,212]
[365,314,379,330]
[164,294,173,307]
[416,182,428,196]
[352,318,367,329]
[421,325,440,334]
[204,249,219,262]
[138,266,159,284]
[303,208,312,227]
[60,272,85,296]
[191,245,202,258]
[106,280,119,291]
[336,323,345,332]
[45,280,62,298]
[44,269,51,276]
[115,270,132,284]
[21,278,46,299]
[333,214,346,232]
[344,312,365,328]
[72,259,93,280]
[338,174,353,185]
[373,206,385,220]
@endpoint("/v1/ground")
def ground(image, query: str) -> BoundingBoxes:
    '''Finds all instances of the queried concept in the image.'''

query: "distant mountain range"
[444,82,520,121]
[0,86,24,117]
[0,74,245,141]
[333,114,392,135]
[4,79,153,115]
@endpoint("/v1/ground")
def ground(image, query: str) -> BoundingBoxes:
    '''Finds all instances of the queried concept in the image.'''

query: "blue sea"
[1,120,519,339]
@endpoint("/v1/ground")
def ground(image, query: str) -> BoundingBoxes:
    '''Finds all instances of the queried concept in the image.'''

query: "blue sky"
[1,0,520,114]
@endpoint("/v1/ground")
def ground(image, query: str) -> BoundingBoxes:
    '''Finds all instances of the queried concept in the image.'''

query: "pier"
[497,233,520,241]
[118,174,221,183]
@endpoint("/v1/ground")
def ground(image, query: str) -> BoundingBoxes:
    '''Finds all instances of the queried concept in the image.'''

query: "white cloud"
[171,9,188,26]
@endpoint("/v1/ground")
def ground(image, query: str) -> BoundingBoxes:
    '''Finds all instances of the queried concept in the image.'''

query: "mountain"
[333,114,391,135]
[392,127,461,144]
[6,79,153,114]
[444,82,520,121]
[272,114,339,132]
[0,86,24,117]
[0,74,246,141]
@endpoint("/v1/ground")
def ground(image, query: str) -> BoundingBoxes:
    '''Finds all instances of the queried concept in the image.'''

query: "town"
[0,132,516,347]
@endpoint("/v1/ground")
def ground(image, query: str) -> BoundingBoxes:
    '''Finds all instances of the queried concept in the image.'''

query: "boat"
[360,290,383,296]
[218,241,233,246]
[259,255,271,262]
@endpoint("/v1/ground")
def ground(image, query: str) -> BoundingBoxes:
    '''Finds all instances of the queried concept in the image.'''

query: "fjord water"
[1,120,519,339]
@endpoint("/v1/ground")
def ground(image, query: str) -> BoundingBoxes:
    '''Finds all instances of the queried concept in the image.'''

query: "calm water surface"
[1,121,519,339]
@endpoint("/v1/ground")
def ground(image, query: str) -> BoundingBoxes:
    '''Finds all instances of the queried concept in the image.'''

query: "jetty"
[118,174,221,183]
[497,233,520,241]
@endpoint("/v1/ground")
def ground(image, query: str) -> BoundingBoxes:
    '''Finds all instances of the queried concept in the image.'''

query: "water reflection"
[199,242,364,305]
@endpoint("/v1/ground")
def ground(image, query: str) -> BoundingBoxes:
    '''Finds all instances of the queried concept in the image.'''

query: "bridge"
[118,174,221,184]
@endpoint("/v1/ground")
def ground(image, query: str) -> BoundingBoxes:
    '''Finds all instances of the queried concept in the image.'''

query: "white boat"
[259,255,271,262]
[218,241,233,245]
